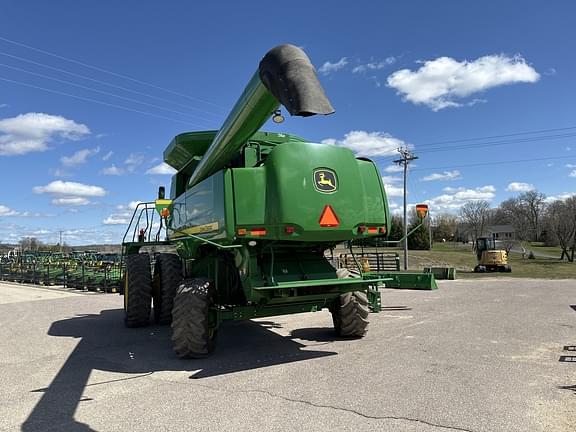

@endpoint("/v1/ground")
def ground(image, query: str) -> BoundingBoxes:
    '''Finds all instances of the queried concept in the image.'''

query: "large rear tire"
[123,254,152,328]
[332,291,369,337]
[171,278,217,358]
[152,253,182,325]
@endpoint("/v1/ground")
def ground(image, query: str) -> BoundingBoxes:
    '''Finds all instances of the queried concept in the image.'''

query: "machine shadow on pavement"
[22,308,337,432]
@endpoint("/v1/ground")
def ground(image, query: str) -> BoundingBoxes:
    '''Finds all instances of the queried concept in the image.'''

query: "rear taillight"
[250,228,267,236]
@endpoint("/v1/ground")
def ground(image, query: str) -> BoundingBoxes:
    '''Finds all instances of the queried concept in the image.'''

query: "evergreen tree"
[407,218,430,250]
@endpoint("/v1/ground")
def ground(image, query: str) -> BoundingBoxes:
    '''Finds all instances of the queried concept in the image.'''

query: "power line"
[416,132,576,154]
[416,125,576,147]
[0,50,223,118]
[411,155,576,172]
[0,35,225,110]
[0,75,197,126]
[370,126,576,164]
[0,62,218,125]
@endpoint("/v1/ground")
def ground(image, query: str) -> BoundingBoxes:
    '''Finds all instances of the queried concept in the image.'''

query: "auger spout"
[186,44,334,189]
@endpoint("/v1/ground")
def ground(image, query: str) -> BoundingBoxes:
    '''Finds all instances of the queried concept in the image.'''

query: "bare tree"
[545,197,576,262]
[498,191,547,242]
[520,191,547,242]
[18,237,43,253]
[460,200,491,241]
[433,213,458,242]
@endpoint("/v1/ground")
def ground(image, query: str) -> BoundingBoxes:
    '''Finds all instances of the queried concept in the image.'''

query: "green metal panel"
[164,131,217,171]
[368,272,438,290]
[424,267,457,280]
[223,169,236,240]
[232,167,266,226]
[232,142,388,242]
[169,171,226,240]
[357,159,391,234]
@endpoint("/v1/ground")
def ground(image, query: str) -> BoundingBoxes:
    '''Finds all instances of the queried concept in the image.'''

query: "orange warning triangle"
[319,205,340,227]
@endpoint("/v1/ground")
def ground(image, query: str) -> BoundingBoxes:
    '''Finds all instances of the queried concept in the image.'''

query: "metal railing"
[338,252,400,273]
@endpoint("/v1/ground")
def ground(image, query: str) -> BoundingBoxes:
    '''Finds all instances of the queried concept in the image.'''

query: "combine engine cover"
[232,142,389,242]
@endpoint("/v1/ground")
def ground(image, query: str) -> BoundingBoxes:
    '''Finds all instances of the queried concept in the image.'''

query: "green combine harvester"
[121,44,398,358]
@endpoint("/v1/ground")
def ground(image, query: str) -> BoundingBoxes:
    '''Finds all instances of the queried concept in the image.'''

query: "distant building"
[488,225,515,240]
[456,224,515,242]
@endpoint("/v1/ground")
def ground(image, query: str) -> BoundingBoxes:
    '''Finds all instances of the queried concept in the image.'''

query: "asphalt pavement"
[0,278,575,432]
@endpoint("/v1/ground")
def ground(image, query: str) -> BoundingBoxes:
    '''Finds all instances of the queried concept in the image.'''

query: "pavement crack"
[30,372,154,393]
[156,377,474,432]
[241,388,475,432]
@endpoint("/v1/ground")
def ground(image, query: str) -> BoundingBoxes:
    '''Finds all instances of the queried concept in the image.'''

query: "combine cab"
[122,44,392,358]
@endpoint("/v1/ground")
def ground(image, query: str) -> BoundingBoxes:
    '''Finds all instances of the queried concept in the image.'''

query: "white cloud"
[103,215,131,225]
[146,162,177,175]
[0,104,8,108]
[102,150,113,161]
[101,164,125,176]
[52,168,71,177]
[381,175,401,184]
[124,153,145,173]
[60,146,100,166]
[33,180,106,197]
[318,57,348,75]
[569,170,576,178]
[352,57,396,73]
[0,113,90,156]
[384,165,404,173]
[0,205,18,216]
[384,184,404,197]
[506,182,535,192]
[52,197,90,206]
[125,153,144,166]
[387,54,540,111]
[421,170,461,181]
[425,185,496,211]
[322,130,407,157]
[545,193,576,203]
[104,201,142,225]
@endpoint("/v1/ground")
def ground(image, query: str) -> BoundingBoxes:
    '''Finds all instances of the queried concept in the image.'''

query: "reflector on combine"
[416,204,429,219]
[319,205,339,227]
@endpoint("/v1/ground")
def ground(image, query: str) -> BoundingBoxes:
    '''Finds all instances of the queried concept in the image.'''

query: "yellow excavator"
[473,236,511,273]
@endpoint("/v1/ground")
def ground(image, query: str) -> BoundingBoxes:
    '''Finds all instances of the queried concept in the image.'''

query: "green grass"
[526,242,563,258]
[404,242,575,279]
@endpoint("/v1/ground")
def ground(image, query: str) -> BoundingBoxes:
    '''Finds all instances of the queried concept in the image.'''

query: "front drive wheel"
[124,254,152,328]
[171,278,217,359]
[332,291,370,337]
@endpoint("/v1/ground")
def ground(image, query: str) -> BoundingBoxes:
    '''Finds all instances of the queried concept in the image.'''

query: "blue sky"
[0,1,575,245]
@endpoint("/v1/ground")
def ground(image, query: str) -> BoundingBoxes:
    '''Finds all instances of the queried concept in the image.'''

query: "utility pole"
[428,209,432,250]
[393,147,418,270]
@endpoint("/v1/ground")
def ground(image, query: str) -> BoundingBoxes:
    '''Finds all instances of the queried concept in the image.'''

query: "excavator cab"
[474,236,511,273]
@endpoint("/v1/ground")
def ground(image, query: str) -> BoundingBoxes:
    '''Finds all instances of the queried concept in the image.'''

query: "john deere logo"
[314,169,337,193]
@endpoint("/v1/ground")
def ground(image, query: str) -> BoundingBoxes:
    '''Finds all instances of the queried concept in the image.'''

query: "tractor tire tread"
[332,291,370,338]
[153,253,182,325]
[124,254,152,328]
[171,278,216,359]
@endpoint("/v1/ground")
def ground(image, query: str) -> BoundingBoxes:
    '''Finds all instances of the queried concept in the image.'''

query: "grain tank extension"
[122,44,391,358]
